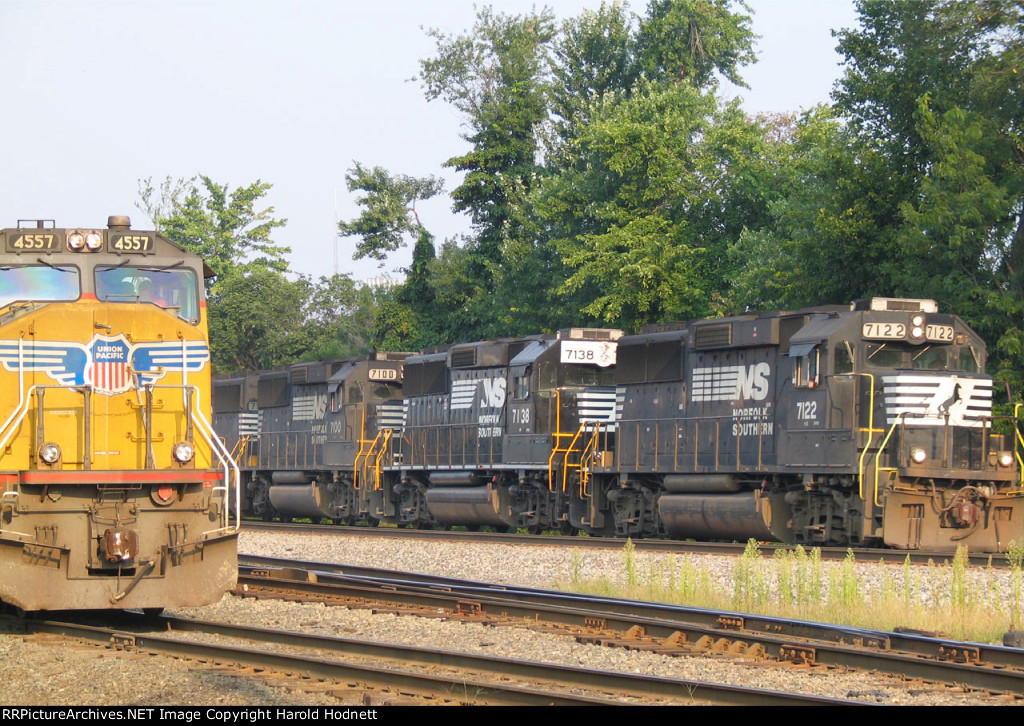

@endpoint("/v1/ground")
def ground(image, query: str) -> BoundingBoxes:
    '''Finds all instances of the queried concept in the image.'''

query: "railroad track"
[3,611,855,706]
[241,520,1011,567]
[236,553,1024,700]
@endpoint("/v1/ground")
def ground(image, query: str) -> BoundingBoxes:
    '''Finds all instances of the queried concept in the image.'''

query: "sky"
[0,0,860,283]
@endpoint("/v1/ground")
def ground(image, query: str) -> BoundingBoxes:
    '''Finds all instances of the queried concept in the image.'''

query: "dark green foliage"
[142,2,1024,406]
[139,175,375,373]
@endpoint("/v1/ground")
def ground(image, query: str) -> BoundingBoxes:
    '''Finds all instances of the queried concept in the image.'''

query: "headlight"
[172,441,195,463]
[999,452,1014,468]
[85,231,103,250]
[911,447,927,464]
[38,442,61,464]
[67,231,85,250]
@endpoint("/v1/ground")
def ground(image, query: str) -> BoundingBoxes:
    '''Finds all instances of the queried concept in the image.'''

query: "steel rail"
[237,555,1024,697]
[9,614,854,707]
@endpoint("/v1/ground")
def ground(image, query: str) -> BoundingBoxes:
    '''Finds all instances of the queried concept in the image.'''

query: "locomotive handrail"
[372,429,393,490]
[355,428,390,492]
[617,413,768,474]
[229,434,251,462]
[0,336,27,452]
[0,490,33,539]
[872,412,907,508]
[156,383,241,535]
[573,421,603,495]
[556,423,587,493]
[0,380,241,535]
[547,388,593,492]
[0,383,72,465]
[352,405,371,490]
[403,419,501,470]
[856,373,877,502]
[1014,404,1024,485]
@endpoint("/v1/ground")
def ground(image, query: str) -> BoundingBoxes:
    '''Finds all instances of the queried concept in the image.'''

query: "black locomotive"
[214,298,1024,552]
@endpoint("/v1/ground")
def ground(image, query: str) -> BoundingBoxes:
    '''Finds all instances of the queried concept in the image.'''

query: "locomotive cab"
[780,297,1020,549]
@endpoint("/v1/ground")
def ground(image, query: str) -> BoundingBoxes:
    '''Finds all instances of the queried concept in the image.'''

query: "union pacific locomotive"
[0,217,239,611]
[214,299,1024,552]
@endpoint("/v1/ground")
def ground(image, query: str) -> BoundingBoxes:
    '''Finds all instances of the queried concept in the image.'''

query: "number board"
[560,340,617,368]
[4,231,62,253]
[368,367,399,381]
[109,233,154,254]
[925,324,955,342]
[862,322,907,340]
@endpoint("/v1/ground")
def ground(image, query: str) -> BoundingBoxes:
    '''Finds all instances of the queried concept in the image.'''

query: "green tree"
[337,163,444,262]
[297,274,377,361]
[726,107,906,312]
[138,175,290,283]
[206,265,308,372]
[139,175,381,370]
[828,0,1024,393]
[538,81,772,330]
[550,1,637,145]
[420,5,556,276]
[337,163,446,348]
[635,0,755,87]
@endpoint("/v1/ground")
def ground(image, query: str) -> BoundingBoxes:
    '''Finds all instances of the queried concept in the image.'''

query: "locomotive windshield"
[0,264,80,307]
[95,265,199,322]
[865,341,980,373]
[537,361,616,389]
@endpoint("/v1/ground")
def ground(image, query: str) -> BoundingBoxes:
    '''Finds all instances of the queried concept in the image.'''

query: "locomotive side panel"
[777,316,860,472]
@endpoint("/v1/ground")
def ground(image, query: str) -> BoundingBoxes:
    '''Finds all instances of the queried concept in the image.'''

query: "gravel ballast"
[1,529,1021,706]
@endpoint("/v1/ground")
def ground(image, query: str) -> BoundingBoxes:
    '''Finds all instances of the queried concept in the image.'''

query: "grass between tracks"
[559,539,1024,644]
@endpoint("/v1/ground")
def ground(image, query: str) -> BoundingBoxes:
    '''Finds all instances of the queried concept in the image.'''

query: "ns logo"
[451,376,507,410]
[691,363,771,402]
[480,377,506,408]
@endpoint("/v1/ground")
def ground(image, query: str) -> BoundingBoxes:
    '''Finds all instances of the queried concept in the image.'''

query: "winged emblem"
[0,335,209,395]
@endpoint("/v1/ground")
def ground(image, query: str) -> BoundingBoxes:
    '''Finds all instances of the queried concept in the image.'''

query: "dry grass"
[560,539,1024,644]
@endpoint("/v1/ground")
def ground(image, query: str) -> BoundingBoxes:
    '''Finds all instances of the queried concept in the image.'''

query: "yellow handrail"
[352,405,371,490]
[371,429,393,491]
[856,373,877,500]
[872,412,906,508]
[1014,403,1024,485]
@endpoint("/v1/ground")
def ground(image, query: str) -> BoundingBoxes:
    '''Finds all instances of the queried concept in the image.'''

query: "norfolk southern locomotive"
[214,299,1024,552]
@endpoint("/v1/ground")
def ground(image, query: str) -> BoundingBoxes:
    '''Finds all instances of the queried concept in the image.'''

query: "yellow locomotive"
[0,216,239,611]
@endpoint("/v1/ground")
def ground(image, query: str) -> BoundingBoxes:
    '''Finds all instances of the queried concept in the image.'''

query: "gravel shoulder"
[1,530,1020,706]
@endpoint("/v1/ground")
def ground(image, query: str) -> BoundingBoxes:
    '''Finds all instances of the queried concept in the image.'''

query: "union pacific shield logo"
[88,336,132,394]
[0,335,210,396]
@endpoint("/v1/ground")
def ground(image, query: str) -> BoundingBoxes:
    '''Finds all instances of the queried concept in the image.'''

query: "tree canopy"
[138,175,374,373]
[144,1,1024,404]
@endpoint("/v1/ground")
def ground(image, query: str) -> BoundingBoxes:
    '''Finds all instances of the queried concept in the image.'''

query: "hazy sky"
[0,0,859,281]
